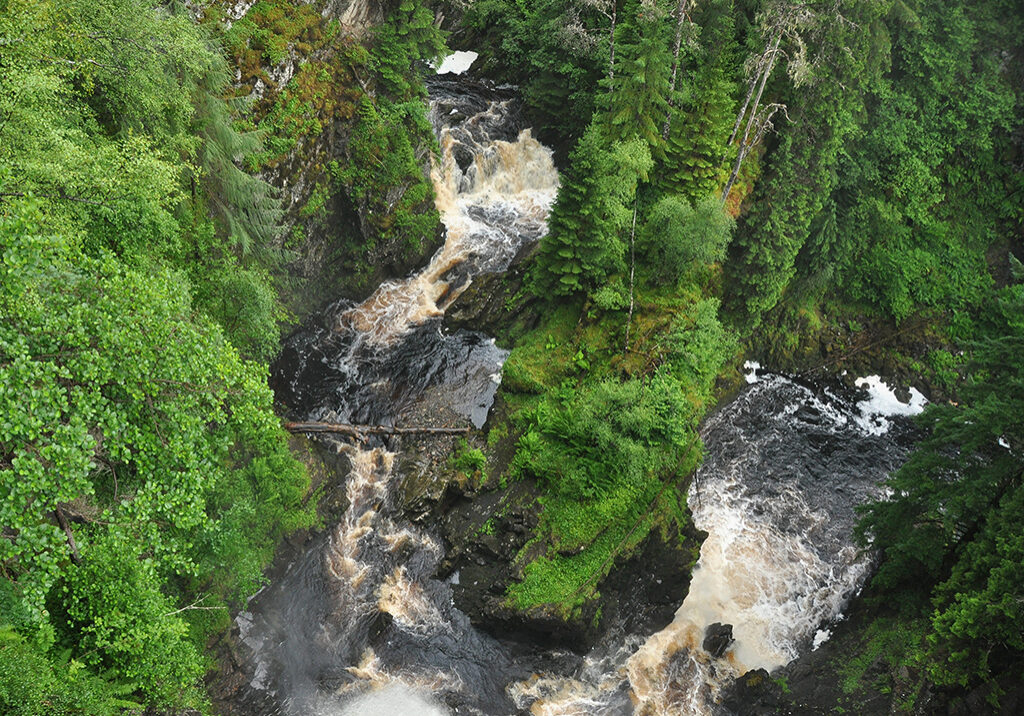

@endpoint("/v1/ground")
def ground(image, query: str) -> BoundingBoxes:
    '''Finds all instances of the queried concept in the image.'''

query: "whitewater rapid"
[519,369,924,715]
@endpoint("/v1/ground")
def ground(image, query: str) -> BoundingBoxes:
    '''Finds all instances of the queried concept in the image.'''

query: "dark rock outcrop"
[703,622,734,658]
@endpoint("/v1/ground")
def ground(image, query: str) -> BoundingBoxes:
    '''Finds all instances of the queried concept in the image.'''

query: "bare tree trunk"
[722,102,785,206]
[662,0,691,140]
[722,32,781,205]
[54,506,81,565]
[608,2,617,86]
[624,195,638,355]
[728,30,780,145]
[721,144,749,207]
[728,58,766,145]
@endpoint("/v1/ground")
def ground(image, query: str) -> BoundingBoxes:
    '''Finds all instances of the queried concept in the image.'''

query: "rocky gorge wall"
[207,0,444,317]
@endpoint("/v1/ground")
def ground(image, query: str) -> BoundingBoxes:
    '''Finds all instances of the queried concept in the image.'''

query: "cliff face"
[324,0,385,30]
[210,0,444,316]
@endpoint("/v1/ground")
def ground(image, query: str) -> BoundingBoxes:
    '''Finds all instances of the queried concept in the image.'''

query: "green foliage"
[729,0,1021,324]
[499,285,732,613]
[194,84,283,259]
[658,298,737,398]
[601,0,672,151]
[461,0,610,143]
[818,0,1016,321]
[0,197,312,707]
[332,95,439,256]
[857,286,1024,687]
[194,266,283,361]
[639,195,734,284]
[451,439,487,473]
[220,0,326,83]
[371,0,447,97]
[838,615,928,698]
[531,122,652,297]
[513,372,692,500]
[0,0,287,356]
[591,279,629,312]
[656,66,735,201]
[60,530,205,707]
[0,622,140,715]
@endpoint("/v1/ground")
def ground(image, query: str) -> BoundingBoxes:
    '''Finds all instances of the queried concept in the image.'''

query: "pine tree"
[656,66,735,201]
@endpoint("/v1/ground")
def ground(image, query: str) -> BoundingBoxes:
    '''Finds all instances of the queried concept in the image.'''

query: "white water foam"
[743,360,761,384]
[854,375,927,435]
[432,50,478,75]
[812,627,832,650]
[337,684,450,716]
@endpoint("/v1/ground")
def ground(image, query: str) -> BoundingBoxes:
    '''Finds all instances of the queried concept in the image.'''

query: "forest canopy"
[1,0,1021,711]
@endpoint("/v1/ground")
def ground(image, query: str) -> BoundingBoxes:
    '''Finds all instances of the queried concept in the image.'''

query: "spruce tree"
[656,65,735,201]
[531,121,652,297]
[601,0,673,153]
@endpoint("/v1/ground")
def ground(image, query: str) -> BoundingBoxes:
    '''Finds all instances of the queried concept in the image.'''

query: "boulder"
[703,622,735,658]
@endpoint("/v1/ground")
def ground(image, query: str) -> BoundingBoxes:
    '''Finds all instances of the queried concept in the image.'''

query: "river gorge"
[227,69,926,716]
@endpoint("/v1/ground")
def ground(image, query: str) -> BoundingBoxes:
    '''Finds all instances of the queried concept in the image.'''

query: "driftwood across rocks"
[283,421,470,440]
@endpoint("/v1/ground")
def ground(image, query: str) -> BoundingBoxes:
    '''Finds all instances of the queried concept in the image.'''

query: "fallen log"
[283,421,471,438]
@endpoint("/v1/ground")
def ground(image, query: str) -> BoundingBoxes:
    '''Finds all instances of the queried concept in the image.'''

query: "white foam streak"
[743,360,761,384]
[378,567,449,635]
[509,638,643,715]
[325,448,395,599]
[340,652,457,715]
[432,50,478,75]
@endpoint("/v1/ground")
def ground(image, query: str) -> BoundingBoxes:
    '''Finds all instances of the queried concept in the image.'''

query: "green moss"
[495,284,726,615]
[246,43,367,172]
[838,616,928,699]
[218,0,327,89]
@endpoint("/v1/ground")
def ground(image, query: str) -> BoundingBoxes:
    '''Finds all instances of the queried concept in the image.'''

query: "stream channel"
[233,71,926,715]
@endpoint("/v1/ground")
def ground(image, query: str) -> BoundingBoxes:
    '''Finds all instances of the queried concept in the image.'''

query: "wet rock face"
[443,242,540,339]
[702,623,734,659]
[598,520,705,638]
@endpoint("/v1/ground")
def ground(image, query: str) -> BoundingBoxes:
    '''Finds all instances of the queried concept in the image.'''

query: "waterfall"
[338,81,558,346]
[236,66,923,716]
[236,70,561,716]
[516,369,923,715]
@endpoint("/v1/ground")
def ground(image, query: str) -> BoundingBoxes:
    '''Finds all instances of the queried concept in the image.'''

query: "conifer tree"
[653,0,736,201]
[601,0,673,152]
[656,64,735,201]
[531,121,652,297]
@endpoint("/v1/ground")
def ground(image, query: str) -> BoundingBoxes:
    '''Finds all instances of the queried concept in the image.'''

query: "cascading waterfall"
[238,71,561,716]
[339,81,558,346]
[241,65,925,716]
[516,366,924,715]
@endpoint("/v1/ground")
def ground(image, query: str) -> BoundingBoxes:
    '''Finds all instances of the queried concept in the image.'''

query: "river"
[232,69,924,716]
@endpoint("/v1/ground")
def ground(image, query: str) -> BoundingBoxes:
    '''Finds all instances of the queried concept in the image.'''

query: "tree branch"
[53,506,81,565]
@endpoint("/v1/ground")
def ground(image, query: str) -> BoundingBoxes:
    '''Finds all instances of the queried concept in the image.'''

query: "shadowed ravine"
[239,73,925,715]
